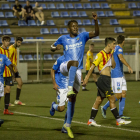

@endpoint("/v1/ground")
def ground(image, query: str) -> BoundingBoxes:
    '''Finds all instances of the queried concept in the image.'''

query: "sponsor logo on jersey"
[65,41,82,51]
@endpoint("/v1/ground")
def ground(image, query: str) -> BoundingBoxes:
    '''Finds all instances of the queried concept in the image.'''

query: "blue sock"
[71,102,75,121]
[66,101,72,126]
[103,97,118,110]
[68,66,78,87]
[64,111,67,124]
[119,97,126,116]
[53,104,58,111]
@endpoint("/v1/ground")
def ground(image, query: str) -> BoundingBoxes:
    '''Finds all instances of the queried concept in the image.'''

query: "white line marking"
[11,111,140,134]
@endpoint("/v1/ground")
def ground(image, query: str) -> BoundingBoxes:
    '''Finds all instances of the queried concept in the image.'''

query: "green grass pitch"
[0,82,140,140]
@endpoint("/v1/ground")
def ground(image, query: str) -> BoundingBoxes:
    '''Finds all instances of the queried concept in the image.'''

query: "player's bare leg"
[14,77,25,105]
[4,86,13,115]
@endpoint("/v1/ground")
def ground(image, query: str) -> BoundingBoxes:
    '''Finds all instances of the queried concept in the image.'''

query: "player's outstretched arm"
[51,68,60,91]
[51,44,61,52]
[118,54,133,73]
[89,12,99,39]
[82,64,96,86]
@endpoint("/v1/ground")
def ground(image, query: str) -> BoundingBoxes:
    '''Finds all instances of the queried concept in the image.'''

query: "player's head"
[105,37,116,51]
[89,43,94,52]
[67,20,78,36]
[26,0,30,6]
[117,35,125,46]
[15,37,23,48]
[35,2,39,7]
[15,0,19,5]
[2,35,11,47]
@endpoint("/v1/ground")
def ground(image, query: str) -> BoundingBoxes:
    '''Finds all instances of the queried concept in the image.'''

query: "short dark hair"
[2,35,11,42]
[15,0,18,2]
[16,37,23,42]
[67,20,78,27]
[90,43,94,46]
[117,35,125,44]
[105,37,116,46]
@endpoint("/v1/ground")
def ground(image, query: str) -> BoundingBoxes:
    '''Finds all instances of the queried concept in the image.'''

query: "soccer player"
[0,53,15,126]
[82,43,97,91]
[101,35,132,119]
[51,12,99,138]
[82,37,132,126]
[0,35,17,115]
[9,37,25,105]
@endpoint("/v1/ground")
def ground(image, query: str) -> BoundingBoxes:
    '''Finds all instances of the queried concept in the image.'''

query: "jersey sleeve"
[93,53,102,67]
[4,55,12,67]
[117,48,123,55]
[54,36,63,46]
[9,47,14,60]
[52,59,60,71]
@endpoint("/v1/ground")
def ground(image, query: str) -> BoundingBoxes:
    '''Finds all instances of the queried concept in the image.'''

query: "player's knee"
[6,87,11,93]
[122,90,126,97]
[18,81,23,87]
[58,106,65,112]
[95,98,102,105]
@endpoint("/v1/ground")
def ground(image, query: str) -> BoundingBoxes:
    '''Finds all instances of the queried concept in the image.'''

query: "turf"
[0,82,140,140]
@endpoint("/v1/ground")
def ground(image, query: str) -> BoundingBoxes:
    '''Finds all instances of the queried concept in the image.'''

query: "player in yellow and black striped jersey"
[83,37,132,126]
[82,43,97,91]
[9,37,25,106]
[0,35,16,115]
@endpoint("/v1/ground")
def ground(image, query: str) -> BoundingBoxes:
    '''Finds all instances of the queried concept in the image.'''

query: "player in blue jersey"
[101,35,133,119]
[51,12,99,138]
[0,54,15,127]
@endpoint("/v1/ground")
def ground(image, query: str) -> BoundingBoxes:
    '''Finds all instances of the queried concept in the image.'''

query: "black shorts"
[4,77,14,87]
[97,75,114,98]
[86,70,95,75]
[15,72,21,78]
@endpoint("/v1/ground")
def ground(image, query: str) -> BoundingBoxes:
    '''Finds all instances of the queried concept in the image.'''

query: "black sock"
[16,88,21,100]
[4,93,10,109]
[111,107,120,119]
[95,82,97,86]
[90,108,98,120]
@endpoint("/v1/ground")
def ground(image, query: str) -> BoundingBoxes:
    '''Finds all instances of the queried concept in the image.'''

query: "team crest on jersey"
[0,58,2,62]
[76,37,79,40]
[117,87,120,91]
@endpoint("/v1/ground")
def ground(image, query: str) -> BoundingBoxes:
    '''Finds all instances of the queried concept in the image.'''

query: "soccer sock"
[68,66,78,88]
[52,103,58,111]
[82,86,86,89]
[111,107,120,119]
[4,93,10,109]
[71,102,75,121]
[103,97,118,111]
[64,111,67,124]
[89,108,98,121]
[119,97,126,116]
[95,82,97,86]
[66,101,72,127]
[16,88,21,100]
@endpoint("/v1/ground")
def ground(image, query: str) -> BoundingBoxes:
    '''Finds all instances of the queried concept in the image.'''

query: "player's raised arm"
[118,54,133,73]
[89,12,99,39]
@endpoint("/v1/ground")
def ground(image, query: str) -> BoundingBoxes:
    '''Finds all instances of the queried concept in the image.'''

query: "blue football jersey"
[52,55,68,89]
[0,54,11,84]
[54,32,90,69]
[111,45,123,78]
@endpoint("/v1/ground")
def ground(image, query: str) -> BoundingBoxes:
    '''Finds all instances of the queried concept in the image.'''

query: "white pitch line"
[11,111,140,134]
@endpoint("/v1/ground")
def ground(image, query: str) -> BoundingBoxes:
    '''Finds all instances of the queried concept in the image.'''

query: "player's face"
[35,2,38,7]
[26,1,29,6]
[110,41,116,50]
[2,40,10,47]
[68,22,78,36]
[89,45,94,52]
[16,41,22,47]
[15,1,18,5]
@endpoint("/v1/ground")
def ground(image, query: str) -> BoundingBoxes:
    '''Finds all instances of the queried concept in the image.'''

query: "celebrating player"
[0,53,15,126]
[9,37,25,106]
[51,12,99,138]
[82,37,132,126]
[101,35,133,119]
[82,43,97,91]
